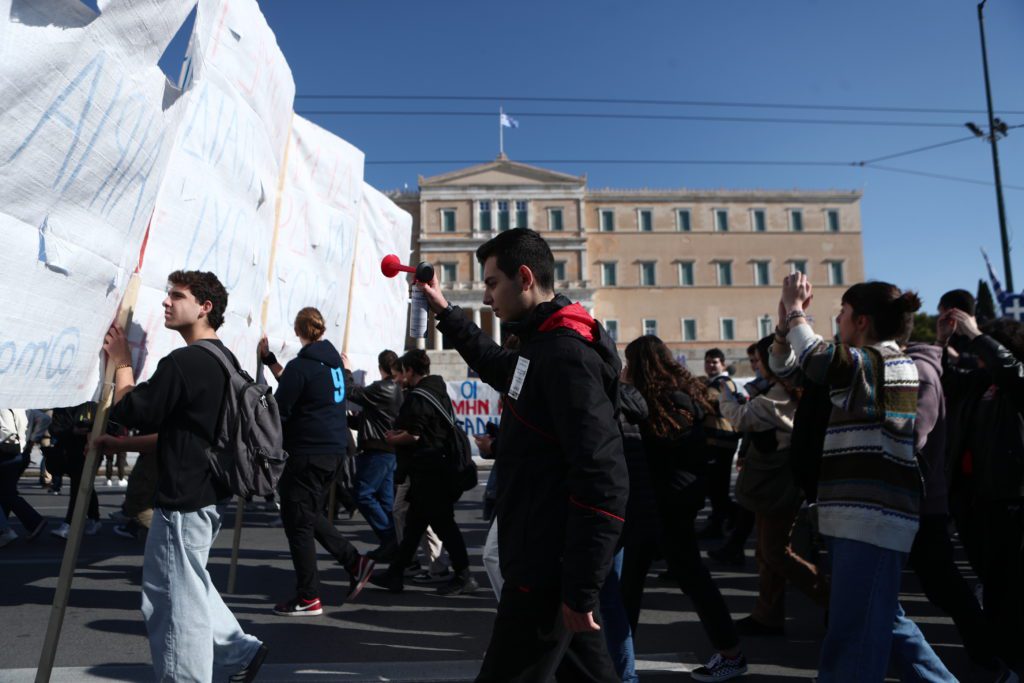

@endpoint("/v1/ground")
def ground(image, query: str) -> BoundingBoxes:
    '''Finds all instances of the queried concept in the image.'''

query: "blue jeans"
[819,537,954,682]
[355,451,396,543]
[143,506,261,682]
[599,549,638,683]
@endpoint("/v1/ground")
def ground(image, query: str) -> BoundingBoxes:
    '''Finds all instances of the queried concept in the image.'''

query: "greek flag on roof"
[500,112,519,128]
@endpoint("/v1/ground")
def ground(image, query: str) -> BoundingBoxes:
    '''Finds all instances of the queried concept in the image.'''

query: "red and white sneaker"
[347,555,376,602]
[273,596,323,617]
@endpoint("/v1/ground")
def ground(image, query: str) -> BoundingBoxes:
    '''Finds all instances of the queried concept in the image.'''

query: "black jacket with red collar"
[437,294,628,612]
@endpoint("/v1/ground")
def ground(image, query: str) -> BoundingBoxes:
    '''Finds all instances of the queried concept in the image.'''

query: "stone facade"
[391,155,864,377]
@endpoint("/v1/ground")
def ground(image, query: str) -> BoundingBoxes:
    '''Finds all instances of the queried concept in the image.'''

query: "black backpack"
[195,340,288,498]
[410,387,478,493]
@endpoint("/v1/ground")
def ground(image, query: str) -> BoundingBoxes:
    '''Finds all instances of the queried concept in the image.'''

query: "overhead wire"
[294,93,1024,117]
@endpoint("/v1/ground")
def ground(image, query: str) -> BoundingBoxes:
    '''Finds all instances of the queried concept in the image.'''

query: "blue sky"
[162,1,1024,310]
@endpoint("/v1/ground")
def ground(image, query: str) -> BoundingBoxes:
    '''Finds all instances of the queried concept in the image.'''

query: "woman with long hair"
[719,335,828,637]
[623,335,747,682]
[771,274,952,682]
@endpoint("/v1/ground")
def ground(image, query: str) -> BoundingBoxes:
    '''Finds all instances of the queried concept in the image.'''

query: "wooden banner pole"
[36,273,142,683]
[227,115,294,595]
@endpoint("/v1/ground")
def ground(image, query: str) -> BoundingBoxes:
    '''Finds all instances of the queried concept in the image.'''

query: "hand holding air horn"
[381,255,434,338]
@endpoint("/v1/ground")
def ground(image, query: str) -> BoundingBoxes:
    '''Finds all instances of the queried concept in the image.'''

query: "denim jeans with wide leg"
[818,536,954,683]
[354,450,397,543]
[142,505,262,682]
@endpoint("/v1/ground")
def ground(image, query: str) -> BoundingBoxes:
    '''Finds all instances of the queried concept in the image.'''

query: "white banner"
[263,116,364,367]
[0,0,412,408]
[344,184,413,375]
[130,0,295,381]
[0,0,196,406]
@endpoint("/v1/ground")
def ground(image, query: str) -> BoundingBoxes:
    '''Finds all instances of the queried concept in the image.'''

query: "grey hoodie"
[906,343,947,515]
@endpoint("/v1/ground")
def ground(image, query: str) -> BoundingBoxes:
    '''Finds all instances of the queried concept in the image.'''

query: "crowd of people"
[1,227,1022,683]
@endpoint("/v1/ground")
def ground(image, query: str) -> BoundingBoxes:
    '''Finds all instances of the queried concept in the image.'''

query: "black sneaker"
[26,518,47,542]
[273,596,323,617]
[690,653,748,682]
[696,522,724,540]
[436,571,478,596]
[368,568,404,593]
[229,643,268,683]
[735,615,784,637]
[402,560,424,578]
[347,555,376,601]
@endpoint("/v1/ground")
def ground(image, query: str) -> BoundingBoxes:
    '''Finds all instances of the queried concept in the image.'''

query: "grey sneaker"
[410,569,453,584]
[436,571,478,596]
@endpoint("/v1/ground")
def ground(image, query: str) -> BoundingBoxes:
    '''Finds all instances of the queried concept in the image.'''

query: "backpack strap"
[193,339,238,375]
[410,388,456,429]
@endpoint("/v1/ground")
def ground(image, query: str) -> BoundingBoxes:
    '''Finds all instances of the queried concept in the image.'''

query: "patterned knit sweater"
[771,325,921,552]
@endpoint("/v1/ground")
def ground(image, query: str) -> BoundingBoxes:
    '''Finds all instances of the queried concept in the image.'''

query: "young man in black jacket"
[104,270,266,683]
[419,228,628,682]
[342,349,404,559]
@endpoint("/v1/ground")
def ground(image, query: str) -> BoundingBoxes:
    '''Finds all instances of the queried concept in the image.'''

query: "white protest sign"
[343,183,413,375]
[0,0,196,407]
[445,379,503,456]
[263,116,364,366]
[130,0,295,381]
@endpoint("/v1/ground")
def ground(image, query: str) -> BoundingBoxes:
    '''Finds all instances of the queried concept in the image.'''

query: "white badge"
[508,356,530,399]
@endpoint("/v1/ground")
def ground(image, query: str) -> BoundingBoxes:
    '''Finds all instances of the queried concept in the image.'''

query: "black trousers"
[476,585,620,683]
[279,454,359,600]
[63,453,99,524]
[705,445,736,527]
[392,470,469,574]
[0,454,43,531]
[625,476,738,651]
[909,514,998,669]
[719,505,756,553]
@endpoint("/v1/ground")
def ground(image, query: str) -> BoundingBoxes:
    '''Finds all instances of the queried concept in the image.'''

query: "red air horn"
[381,254,434,283]
[381,255,435,338]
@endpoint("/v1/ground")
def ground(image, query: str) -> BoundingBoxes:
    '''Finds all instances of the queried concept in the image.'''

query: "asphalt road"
[0,470,974,682]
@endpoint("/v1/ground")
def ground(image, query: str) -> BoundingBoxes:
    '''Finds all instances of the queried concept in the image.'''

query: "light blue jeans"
[599,549,639,683]
[819,536,955,682]
[143,505,261,682]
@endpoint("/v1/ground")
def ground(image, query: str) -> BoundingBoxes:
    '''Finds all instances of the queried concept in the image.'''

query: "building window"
[478,201,492,231]
[754,260,771,286]
[440,209,456,233]
[639,261,656,286]
[638,209,653,232]
[758,315,774,338]
[602,262,618,287]
[714,209,729,232]
[515,201,528,229]
[826,209,840,232]
[439,263,457,283]
[716,261,733,286]
[600,209,615,232]
[605,320,619,343]
[548,208,564,231]
[789,209,804,232]
[498,201,510,231]
[677,209,692,232]
[643,319,658,337]
[682,318,698,341]
[678,261,695,286]
[790,259,807,275]
[827,260,845,286]
[752,209,766,232]
[720,318,736,341]
[554,260,567,282]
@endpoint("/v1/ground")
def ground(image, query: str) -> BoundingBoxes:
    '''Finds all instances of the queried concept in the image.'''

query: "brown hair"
[167,270,228,330]
[841,281,921,342]
[625,335,714,439]
[294,307,326,341]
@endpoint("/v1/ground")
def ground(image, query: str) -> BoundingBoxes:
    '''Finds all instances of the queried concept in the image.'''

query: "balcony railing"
[440,280,592,291]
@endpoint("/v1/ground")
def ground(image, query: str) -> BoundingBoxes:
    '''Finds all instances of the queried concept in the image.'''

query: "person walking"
[258,307,375,616]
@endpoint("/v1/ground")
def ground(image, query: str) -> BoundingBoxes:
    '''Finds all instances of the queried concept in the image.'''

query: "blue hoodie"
[275,339,348,458]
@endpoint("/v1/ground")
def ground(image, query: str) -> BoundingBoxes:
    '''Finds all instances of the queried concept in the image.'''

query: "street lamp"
[972,0,1013,291]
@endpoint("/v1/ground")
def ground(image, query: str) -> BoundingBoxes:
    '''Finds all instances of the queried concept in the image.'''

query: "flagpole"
[499,106,504,157]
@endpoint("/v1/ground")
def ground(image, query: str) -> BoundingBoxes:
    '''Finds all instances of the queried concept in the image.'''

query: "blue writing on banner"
[0,328,80,380]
